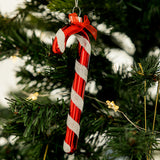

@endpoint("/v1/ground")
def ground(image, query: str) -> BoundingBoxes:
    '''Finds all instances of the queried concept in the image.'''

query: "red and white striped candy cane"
[52,13,97,153]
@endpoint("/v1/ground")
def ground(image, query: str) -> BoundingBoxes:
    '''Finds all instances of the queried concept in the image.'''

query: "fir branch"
[85,95,160,134]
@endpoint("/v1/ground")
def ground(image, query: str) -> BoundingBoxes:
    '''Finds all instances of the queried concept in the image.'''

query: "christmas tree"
[0,0,160,159]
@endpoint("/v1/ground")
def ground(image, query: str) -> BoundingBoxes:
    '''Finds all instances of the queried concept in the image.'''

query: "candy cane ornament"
[52,13,97,153]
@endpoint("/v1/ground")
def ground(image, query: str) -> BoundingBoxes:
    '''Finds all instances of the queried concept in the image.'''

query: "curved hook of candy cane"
[52,25,90,55]
[52,25,91,153]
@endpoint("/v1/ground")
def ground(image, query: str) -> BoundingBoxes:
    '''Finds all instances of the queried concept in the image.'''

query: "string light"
[10,50,20,62]
[27,92,39,100]
[106,100,119,112]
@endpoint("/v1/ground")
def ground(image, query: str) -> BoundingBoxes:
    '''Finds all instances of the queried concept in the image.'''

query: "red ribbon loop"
[69,13,97,40]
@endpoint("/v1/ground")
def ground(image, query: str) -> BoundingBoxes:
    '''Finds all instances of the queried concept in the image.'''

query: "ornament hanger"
[72,0,81,16]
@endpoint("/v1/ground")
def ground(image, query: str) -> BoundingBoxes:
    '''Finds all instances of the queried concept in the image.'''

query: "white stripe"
[75,60,88,82]
[56,29,65,53]
[75,34,91,55]
[63,141,71,153]
[67,114,80,137]
[71,88,83,111]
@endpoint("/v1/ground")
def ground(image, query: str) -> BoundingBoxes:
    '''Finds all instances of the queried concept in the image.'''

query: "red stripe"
[65,127,78,153]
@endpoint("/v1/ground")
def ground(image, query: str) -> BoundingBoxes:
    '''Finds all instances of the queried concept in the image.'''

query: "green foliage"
[2,96,67,159]
[127,56,159,96]
[106,127,158,160]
